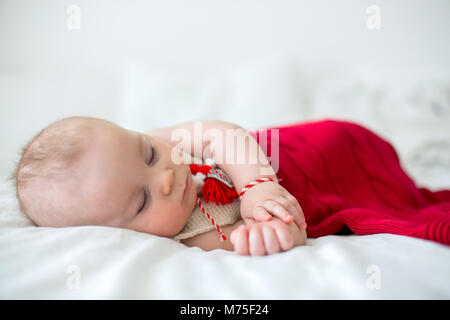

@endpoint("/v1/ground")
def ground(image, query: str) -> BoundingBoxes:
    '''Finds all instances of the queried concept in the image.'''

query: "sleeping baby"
[12,116,308,255]
[15,116,449,250]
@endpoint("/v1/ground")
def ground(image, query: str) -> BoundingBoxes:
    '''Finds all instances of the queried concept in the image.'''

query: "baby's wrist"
[238,178,278,201]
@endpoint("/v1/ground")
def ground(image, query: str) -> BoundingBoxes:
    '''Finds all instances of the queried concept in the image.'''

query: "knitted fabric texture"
[173,198,241,241]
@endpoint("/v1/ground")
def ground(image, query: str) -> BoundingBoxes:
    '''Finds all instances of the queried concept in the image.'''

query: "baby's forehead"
[61,119,121,156]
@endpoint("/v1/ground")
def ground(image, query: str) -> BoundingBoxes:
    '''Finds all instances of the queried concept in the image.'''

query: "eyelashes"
[148,146,155,165]
[137,189,147,214]
[138,143,156,215]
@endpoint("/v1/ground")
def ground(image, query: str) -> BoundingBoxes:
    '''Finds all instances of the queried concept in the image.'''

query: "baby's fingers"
[280,195,307,230]
[261,226,281,255]
[258,200,293,224]
[272,224,295,251]
[252,206,272,222]
[230,225,249,255]
[248,227,266,256]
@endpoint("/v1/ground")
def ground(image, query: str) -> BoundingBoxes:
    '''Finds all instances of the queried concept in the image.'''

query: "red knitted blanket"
[249,120,450,246]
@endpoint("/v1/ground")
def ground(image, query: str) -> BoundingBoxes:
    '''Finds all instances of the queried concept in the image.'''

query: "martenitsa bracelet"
[239,177,277,200]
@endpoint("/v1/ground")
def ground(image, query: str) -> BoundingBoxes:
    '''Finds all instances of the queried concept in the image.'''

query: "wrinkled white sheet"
[1,179,449,299]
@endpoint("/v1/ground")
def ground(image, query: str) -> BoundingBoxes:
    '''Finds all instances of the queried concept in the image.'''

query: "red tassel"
[189,163,211,175]
[189,163,238,205]
[203,178,239,205]
[189,162,237,242]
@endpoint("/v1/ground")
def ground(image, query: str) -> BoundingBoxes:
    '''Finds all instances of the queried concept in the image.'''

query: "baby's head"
[12,116,197,237]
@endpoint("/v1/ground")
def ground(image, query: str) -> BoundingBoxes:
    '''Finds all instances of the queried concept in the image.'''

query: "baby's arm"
[146,119,241,160]
[147,120,304,227]
[180,218,307,255]
[147,120,276,190]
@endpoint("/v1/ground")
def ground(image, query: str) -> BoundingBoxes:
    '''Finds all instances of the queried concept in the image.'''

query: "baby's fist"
[230,219,296,256]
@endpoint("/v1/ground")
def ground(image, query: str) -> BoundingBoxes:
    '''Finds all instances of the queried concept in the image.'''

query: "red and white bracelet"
[239,177,277,200]
[190,161,280,241]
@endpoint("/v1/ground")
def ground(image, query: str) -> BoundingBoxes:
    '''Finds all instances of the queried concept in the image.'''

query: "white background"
[1,0,449,187]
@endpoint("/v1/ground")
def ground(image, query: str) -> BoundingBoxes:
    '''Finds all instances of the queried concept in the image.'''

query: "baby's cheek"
[177,207,193,234]
[161,202,191,236]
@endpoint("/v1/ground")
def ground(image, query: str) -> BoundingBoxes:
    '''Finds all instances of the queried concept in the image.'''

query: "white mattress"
[1,178,449,299]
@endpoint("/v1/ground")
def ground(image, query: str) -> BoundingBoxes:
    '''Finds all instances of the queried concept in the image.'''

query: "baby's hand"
[230,218,306,256]
[239,181,307,230]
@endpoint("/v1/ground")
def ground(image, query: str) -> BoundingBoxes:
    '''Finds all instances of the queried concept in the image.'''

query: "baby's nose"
[161,168,175,195]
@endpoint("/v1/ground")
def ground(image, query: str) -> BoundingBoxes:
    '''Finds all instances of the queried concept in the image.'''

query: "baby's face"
[71,121,197,237]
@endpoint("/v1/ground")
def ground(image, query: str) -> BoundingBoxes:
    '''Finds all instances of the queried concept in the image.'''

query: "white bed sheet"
[1,179,449,299]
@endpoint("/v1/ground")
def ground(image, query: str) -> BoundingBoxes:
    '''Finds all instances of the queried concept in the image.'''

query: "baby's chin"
[170,195,197,236]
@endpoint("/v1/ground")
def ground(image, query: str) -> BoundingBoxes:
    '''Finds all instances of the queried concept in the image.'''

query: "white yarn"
[192,172,206,193]
[204,157,216,167]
